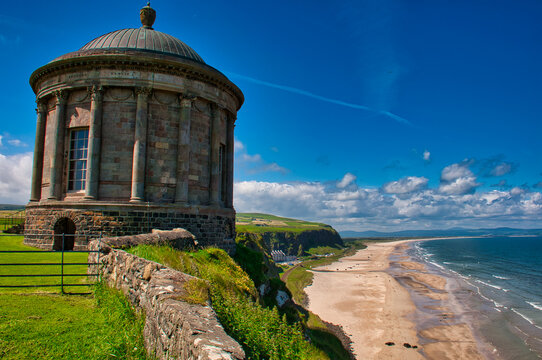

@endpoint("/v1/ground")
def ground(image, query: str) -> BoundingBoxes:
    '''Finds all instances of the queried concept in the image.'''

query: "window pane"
[68,129,89,191]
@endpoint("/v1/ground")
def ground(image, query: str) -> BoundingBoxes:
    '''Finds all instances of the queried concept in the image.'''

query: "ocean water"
[412,236,542,360]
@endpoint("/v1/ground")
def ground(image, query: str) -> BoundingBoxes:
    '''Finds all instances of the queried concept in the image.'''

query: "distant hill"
[340,227,542,238]
[235,213,343,256]
[236,213,331,233]
[0,204,25,211]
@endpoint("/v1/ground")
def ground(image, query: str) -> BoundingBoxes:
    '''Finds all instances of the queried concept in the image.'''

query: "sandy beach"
[304,239,486,359]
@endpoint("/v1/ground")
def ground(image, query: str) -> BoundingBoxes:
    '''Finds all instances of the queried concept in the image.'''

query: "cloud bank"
[235,164,542,231]
[0,152,32,204]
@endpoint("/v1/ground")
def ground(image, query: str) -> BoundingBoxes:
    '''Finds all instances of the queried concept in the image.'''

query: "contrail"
[225,71,412,126]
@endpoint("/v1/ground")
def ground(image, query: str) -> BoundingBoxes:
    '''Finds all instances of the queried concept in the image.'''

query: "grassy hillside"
[129,245,328,360]
[236,213,330,233]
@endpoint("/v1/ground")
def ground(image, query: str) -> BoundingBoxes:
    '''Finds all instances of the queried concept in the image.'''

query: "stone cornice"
[29,51,244,110]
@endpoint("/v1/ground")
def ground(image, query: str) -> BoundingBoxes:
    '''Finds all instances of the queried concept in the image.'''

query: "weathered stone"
[25,4,241,255]
[88,237,245,360]
[143,263,155,281]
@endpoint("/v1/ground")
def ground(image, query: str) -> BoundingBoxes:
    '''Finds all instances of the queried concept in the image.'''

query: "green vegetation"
[234,214,359,359]
[128,244,328,360]
[236,213,330,233]
[0,284,148,359]
[0,210,24,232]
[0,235,149,359]
[0,235,92,292]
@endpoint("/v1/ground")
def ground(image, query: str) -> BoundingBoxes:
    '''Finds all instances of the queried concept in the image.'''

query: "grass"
[0,283,148,359]
[0,235,92,293]
[0,235,150,359]
[236,213,330,233]
[0,210,25,232]
[128,244,329,360]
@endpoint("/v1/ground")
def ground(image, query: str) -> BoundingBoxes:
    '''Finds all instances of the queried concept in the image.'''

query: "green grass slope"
[0,235,148,359]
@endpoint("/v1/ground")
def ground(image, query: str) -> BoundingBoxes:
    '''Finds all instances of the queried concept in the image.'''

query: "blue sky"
[0,0,540,231]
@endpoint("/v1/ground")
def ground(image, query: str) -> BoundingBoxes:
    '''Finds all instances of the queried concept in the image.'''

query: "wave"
[466,281,504,312]
[527,301,542,311]
[493,275,510,280]
[476,279,509,292]
[427,260,446,270]
[511,308,536,325]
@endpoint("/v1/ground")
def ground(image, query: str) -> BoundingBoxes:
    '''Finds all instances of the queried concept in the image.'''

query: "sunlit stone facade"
[24,5,243,252]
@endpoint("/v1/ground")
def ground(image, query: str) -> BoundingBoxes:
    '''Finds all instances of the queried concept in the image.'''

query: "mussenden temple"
[24,4,244,252]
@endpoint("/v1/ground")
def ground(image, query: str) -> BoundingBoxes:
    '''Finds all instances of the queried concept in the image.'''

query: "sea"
[410,236,542,359]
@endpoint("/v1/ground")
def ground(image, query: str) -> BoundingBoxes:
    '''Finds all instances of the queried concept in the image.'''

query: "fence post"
[61,233,65,294]
[97,232,102,282]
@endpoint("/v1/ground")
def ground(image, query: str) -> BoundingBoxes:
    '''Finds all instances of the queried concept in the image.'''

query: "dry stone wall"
[88,231,245,360]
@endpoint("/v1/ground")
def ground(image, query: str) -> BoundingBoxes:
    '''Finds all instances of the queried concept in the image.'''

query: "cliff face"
[236,228,343,256]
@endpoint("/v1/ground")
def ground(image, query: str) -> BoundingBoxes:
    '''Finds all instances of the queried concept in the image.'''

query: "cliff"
[237,228,343,256]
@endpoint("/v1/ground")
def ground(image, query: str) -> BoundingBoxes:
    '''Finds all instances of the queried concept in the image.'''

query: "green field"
[0,210,24,232]
[0,235,91,292]
[236,213,330,233]
[0,235,148,359]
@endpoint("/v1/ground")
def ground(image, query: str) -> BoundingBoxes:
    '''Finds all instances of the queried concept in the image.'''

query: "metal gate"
[0,233,102,294]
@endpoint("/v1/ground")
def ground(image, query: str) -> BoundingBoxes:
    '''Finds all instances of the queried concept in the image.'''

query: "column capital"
[35,99,47,114]
[87,85,104,102]
[52,89,69,105]
[179,94,196,107]
[135,87,152,99]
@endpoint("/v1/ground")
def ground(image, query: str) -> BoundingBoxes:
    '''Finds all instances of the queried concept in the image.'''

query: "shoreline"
[304,238,487,359]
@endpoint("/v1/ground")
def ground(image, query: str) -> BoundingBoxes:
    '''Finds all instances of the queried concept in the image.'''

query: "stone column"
[30,99,47,202]
[48,90,68,200]
[209,104,220,205]
[84,85,104,200]
[226,114,235,209]
[130,87,151,202]
[175,95,194,203]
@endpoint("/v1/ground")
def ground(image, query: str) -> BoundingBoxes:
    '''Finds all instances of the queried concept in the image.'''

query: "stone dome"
[80,28,205,64]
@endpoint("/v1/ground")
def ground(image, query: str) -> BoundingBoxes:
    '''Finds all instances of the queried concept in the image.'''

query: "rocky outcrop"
[88,230,245,360]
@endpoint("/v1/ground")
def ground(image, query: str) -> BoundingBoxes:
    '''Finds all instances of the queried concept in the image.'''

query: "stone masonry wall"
[24,204,236,253]
[88,236,245,360]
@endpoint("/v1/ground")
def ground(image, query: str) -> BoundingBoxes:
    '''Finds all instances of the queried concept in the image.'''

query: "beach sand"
[304,239,486,359]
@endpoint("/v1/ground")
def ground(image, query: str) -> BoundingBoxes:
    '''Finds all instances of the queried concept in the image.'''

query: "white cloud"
[0,135,3,146]
[423,150,431,161]
[0,152,32,204]
[8,139,26,147]
[491,163,512,177]
[234,176,542,232]
[234,138,244,153]
[382,176,428,194]
[253,162,288,175]
[337,173,356,188]
[241,153,262,162]
[439,163,480,195]
[235,139,289,175]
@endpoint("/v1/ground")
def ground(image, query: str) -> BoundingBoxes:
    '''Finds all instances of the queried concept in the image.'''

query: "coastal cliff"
[237,228,343,256]
[235,213,343,256]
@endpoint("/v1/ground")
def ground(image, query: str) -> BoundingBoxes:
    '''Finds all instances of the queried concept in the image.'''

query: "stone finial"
[140,2,156,29]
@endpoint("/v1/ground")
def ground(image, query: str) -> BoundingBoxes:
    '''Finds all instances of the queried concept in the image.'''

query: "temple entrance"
[53,218,76,251]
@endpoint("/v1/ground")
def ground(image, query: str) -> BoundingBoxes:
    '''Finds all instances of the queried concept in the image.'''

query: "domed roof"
[80,28,205,64]
[78,4,204,64]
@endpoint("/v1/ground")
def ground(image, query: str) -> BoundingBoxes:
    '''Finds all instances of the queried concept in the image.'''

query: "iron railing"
[0,233,102,294]
[0,209,25,230]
